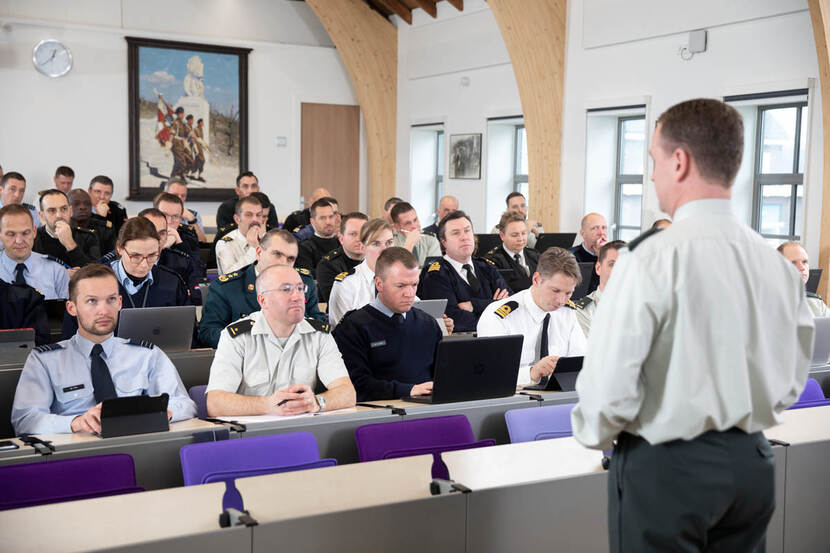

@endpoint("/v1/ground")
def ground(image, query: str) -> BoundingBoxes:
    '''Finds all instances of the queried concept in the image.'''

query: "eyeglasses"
[123,250,160,264]
[260,283,308,295]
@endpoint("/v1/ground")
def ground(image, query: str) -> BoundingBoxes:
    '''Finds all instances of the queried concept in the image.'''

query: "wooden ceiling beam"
[809,0,830,297]
[373,0,413,24]
[444,0,463,11]
[411,0,437,18]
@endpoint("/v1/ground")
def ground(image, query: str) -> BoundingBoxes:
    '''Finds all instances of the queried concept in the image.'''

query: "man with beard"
[34,189,101,267]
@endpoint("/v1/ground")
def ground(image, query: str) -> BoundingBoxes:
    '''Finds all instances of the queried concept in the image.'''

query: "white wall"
[0,0,364,223]
[485,121,516,230]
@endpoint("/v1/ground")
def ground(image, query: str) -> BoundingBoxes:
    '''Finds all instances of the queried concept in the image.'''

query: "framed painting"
[448,133,482,179]
[126,37,251,201]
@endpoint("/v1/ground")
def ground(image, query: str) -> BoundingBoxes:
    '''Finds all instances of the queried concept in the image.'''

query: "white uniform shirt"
[807,295,829,317]
[572,199,814,450]
[328,261,376,327]
[207,311,349,396]
[574,288,602,337]
[215,229,257,275]
[393,231,442,267]
[477,288,586,386]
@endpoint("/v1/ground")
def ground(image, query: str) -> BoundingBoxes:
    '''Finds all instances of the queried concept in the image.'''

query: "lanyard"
[124,280,151,308]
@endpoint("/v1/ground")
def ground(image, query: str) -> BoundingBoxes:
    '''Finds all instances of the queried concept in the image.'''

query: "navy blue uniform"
[283,208,310,233]
[91,200,128,236]
[416,257,511,332]
[332,305,442,401]
[569,244,599,294]
[33,226,102,268]
[316,247,362,302]
[0,280,49,345]
[296,235,340,278]
[101,246,203,305]
[484,245,539,292]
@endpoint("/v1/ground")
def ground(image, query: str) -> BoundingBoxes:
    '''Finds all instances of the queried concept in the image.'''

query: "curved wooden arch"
[809,0,830,297]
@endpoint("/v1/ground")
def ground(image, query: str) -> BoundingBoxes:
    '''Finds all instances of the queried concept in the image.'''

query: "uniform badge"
[428,261,441,272]
[296,267,311,276]
[565,300,576,309]
[334,271,349,282]
[218,275,228,282]
[495,301,519,319]
[248,284,255,291]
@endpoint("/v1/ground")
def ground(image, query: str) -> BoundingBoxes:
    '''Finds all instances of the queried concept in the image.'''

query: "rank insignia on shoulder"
[564,300,576,309]
[807,291,823,300]
[487,247,498,255]
[495,301,519,319]
[334,268,354,282]
[227,318,255,337]
[305,318,330,333]
[573,296,593,310]
[76,226,94,234]
[428,261,441,273]
[221,236,234,242]
[483,258,496,265]
[34,343,63,353]
[127,339,155,349]
[296,267,311,276]
[217,272,240,283]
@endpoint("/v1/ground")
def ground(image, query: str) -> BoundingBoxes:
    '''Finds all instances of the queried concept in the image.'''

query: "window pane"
[794,184,803,238]
[437,132,444,176]
[517,127,528,175]
[619,228,641,241]
[619,183,642,227]
[759,185,792,236]
[619,118,645,175]
[798,108,807,174]
[518,182,529,204]
[760,107,797,174]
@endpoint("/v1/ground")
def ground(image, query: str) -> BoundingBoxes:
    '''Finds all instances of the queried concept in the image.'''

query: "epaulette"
[573,296,593,310]
[34,343,63,353]
[221,235,234,242]
[106,220,113,228]
[111,201,123,209]
[216,271,242,283]
[564,300,576,309]
[165,247,189,259]
[487,247,499,255]
[45,255,70,268]
[22,202,35,210]
[296,267,311,276]
[179,224,195,232]
[483,258,496,265]
[494,300,519,319]
[227,318,255,337]
[334,267,355,282]
[305,318,330,333]
[75,226,95,234]
[322,248,342,261]
[807,291,823,300]
[427,260,441,273]
[99,250,118,264]
[127,339,154,349]
[627,227,663,251]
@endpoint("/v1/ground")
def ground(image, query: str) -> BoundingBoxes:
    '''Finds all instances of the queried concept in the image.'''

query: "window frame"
[435,130,444,214]
[614,115,646,240]
[513,124,528,198]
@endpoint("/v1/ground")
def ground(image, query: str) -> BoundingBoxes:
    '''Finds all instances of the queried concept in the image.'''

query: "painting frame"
[126,36,252,201]
[448,133,482,180]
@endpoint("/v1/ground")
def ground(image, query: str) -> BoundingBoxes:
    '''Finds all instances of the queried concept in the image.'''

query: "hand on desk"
[270,383,318,416]
[530,356,559,383]
[71,403,102,434]
[410,382,433,396]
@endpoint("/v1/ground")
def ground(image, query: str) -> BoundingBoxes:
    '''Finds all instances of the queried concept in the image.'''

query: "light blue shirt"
[0,200,41,227]
[11,333,197,435]
[371,297,407,319]
[190,209,204,233]
[0,251,69,299]
[111,259,154,296]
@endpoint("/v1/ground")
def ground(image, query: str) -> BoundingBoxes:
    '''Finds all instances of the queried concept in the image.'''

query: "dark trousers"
[609,428,775,553]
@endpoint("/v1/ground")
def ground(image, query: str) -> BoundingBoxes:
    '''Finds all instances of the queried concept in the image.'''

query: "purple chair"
[798,378,825,402]
[789,398,830,410]
[0,454,143,511]
[354,415,495,479]
[189,385,208,419]
[505,403,576,443]
[179,432,336,487]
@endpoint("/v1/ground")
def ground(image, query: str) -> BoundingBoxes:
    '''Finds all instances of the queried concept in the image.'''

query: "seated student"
[316,212,367,302]
[153,192,200,259]
[164,178,206,242]
[215,171,278,230]
[0,279,50,345]
[0,172,41,227]
[417,210,510,332]
[250,191,278,231]
[215,196,264,274]
[69,189,116,253]
[574,240,625,336]
[283,187,331,234]
[484,210,540,292]
[491,192,543,249]
[328,219,395,327]
[53,165,75,195]
[478,247,586,387]
[34,189,101,267]
[422,195,458,236]
[205,264,355,416]
[88,175,128,236]
[295,198,340,277]
[11,264,196,435]
[333,247,447,401]
[0,204,69,299]
[390,201,442,267]
[778,240,828,317]
[383,197,403,224]
[294,196,340,242]
[569,212,608,294]
[199,229,325,348]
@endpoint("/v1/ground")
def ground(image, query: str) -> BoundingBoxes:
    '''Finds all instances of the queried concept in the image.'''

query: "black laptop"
[534,233,577,253]
[807,268,823,294]
[403,335,523,404]
[523,356,584,392]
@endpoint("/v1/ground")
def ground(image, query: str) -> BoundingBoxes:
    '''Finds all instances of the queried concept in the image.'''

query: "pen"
[275,399,290,407]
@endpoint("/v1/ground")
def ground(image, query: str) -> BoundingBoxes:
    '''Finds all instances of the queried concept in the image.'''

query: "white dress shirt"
[477,288,586,386]
[443,254,475,285]
[215,229,257,275]
[328,261,376,327]
[572,199,814,450]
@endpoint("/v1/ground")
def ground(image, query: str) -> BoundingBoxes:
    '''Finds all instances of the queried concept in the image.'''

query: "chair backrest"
[202,459,337,484]
[354,415,477,462]
[798,378,825,403]
[0,453,141,511]
[788,398,830,410]
[179,432,325,486]
[505,403,576,443]
[383,439,495,479]
[189,385,208,419]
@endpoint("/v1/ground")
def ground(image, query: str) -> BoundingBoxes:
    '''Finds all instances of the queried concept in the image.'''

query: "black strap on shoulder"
[627,227,663,251]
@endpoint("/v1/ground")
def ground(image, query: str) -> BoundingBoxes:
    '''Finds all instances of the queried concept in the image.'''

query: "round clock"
[32,39,73,78]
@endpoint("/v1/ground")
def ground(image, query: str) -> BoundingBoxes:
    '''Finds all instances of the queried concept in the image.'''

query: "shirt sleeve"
[566,313,587,356]
[206,330,246,394]
[315,334,350,387]
[214,241,231,275]
[147,349,197,422]
[777,288,816,412]
[304,278,326,322]
[328,281,349,327]
[56,264,70,299]
[11,353,75,435]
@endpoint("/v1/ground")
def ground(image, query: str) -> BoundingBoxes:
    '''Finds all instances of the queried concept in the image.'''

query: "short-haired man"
[572,99,813,551]
[153,192,200,258]
[293,196,339,242]
[778,241,828,317]
[206,264,355,416]
[569,212,608,294]
[417,211,511,332]
[484,210,540,292]
[0,277,50,345]
[215,172,278,230]
[0,172,41,227]
[165,178,207,242]
[215,196,264,274]
[316,212,368,302]
[573,240,625,336]
[53,166,75,194]
[383,197,403,224]
[295,198,340,278]
[423,195,458,237]
[88,175,128,236]
[0,204,69,299]
[69,189,116,253]
[11,264,196,435]
[390,201,441,267]
[333,247,445,401]
[478,247,585,387]
[34,190,101,267]
[283,187,332,234]
[504,192,543,248]
[199,229,324,348]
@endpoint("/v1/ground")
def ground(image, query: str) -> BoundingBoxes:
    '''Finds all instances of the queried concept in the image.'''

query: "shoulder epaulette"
[305,318,330,333]
[807,291,823,300]
[74,226,95,234]
[573,296,593,310]
[427,260,441,273]
[179,224,195,232]
[627,227,663,251]
[334,267,355,282]
[564,300,576,310]
[296,267,311,276]
[34,343,63,353]
[127,338,154,349]
[486,247,499,255]
[111,201,124,209]
[216,271,242,283]
[221,235,234,242]
[483,257,496,265]
[44,255,70,268]
[165,247,189,259]
[227,318,255,337]
[22,202,35,210]
[494,300,519,319]
[99,250,118,264]
[323,248,342,261]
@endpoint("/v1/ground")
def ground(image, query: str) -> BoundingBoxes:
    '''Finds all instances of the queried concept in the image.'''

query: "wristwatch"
[315,394,326,412]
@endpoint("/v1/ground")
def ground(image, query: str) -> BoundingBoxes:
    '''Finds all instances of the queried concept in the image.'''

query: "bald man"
[423,195,458,236]
[283,187,332,233]
[569,213,608,295]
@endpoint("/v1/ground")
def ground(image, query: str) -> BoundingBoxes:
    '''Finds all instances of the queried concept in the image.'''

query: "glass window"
[514,125,529,207]
[435,130,444,213]
[798,109,807,175]
[759,185,792,236]
[614,116,646,240]
[619,118,645,175]
[760,107,797,174]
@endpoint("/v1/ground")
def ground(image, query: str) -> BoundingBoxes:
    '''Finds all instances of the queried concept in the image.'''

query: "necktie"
[392,313,405,325]
[538,313,551,386]
[14,263,26,285]
[90,343,117,403]
[462,264,481,293]
[513,253,528,276]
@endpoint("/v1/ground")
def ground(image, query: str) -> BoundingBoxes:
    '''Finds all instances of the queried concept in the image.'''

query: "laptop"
[523,356,584,392]
[403,334,523,404]
[811,317,830,367]
[116,306,196,352]
[413,299,449,336]
[571,263,596,301]
[534,233,577,253]
[807,268,823,294]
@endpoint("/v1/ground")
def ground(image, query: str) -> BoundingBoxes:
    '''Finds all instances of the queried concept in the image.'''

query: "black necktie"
[462,264,481,293]
[90,344,117,403]
[392,313,405,325]
[538,313,551,386]
[14,263,26,285]
[513,253,528,276]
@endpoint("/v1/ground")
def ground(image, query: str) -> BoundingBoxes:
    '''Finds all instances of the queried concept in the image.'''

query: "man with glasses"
[205,264,356,417]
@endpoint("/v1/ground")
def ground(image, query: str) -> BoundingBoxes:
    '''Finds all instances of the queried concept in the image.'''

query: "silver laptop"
[413,299,449,336]
[116,306,196,352]
[811,316,830,367]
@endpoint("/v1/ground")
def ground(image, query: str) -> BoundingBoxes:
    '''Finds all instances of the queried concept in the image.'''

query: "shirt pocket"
[114,374,149,397]
[241,364,271,395]
[54,382,94,410]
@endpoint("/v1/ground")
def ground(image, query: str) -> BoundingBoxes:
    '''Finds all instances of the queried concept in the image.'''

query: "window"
[409,124,443,225]
[435,130,444,214]
[614,116,645,241]
[514,125,529,200]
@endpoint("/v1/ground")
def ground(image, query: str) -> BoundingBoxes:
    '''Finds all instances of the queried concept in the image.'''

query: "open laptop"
[523,356,584,392]
[807,268,823,294]
[403,334,523,404]
[116,306,196,352]
[534,233,577,253]
[811,317,830,367]
[413,299,449,336]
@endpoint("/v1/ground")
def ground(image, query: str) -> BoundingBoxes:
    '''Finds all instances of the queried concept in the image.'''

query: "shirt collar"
[443,254,473,275]
[521,288,548,323]
[112,259,154,288]
[1,251,32,272]
[673,198,734,223]
[72,332,118,359]
[357,261,375,284]
[503,243,523,259]
[251,310,311,347]
[581,244,596,257]
[44,225,58,239]
[371,296,406,319]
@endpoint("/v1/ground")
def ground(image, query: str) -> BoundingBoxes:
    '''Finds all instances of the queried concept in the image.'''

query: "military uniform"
[86,217,117,253]
[191,126,206,179]
[392,231,442,267]
[33,225,101,267]
[569,244,599,294]
[283,208,311,233]
[170,118,192,179]
[207,311,347,397]
[91,200,128,236]
[0,280,49,345]
[11,333,196,435]
[215,197,278,230]
[100,245,203,305]
[328,261,376,327]
[215,229,258,275]
[176,223,201,259]
[198,263,325,349]
[296,234,340,278]
[0,251,69,300]
[573,288,601,337]
[806,291,829,317]
[416,255,511,333]
[483,244,539,292]
[477,288,586,386]
[0,200,40,227]
[316,247,363,302]
[422,222,439,237]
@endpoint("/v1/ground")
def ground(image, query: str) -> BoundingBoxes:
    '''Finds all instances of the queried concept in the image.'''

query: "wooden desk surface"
[764,404,830,445]
[35,418,223,448]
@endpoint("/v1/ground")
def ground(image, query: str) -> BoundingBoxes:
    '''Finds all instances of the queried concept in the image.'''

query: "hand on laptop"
[442,315,454,335]
[70,403,102,434]
[270,383,317,415]
[529,356,559,383]
[410,382,433,396]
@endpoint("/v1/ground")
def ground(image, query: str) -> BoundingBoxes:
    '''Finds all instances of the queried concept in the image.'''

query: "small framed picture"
[448,133,482,179]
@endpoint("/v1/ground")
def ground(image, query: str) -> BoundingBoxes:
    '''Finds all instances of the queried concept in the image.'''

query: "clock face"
[32,39,72,78]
